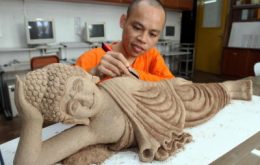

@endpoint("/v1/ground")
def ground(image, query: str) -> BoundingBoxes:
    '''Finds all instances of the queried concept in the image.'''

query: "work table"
[1,95,259,164]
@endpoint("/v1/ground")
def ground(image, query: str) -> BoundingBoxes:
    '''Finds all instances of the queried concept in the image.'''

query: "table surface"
[211,132,260,164]
[161,51,191,56]
[0,95,260,165]
[245,76,260,96]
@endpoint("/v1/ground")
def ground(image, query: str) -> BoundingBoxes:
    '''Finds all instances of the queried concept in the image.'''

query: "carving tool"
[101,42,139,79]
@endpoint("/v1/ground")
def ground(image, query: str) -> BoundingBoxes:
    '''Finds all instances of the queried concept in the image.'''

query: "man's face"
[121,2,165,58]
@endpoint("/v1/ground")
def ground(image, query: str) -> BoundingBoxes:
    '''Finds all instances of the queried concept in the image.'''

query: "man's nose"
[137,31,148,43]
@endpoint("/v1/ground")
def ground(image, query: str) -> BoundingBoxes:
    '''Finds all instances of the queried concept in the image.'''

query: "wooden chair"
[30,55,59,70]
[254,62,260,76]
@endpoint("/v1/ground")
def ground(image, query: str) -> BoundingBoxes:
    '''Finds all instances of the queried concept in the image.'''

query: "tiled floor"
[0,70,231,144]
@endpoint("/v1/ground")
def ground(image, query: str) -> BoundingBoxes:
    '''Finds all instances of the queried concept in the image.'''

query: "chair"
[254,62,260,76]
[30,55,59,70]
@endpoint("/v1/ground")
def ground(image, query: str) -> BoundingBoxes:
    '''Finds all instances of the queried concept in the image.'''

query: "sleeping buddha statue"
[14,63,252,165]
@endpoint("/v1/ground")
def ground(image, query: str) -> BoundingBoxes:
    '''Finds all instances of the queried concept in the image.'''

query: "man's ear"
[120,14,127,28]
[92,76,100,84]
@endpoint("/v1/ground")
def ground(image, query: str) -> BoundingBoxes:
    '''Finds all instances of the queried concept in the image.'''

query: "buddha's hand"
[15,76,43,123]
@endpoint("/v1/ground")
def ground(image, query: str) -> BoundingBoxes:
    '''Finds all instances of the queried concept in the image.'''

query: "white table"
[161,51,193,79]
[1,96,260,165]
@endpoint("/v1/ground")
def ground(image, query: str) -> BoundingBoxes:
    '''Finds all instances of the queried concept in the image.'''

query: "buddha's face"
[60,76,101,125]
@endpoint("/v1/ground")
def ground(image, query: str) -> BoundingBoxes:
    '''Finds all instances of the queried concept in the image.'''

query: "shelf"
[0,62,30,73]
[162,51,190,57]
[226,47,260,50]
[233,19,260,22]
[60,42,93,48]
[232,7,260,22]
[232,4,260,9]
[0,44,63,53]
[180,59,193,62]
[0,47,36,52]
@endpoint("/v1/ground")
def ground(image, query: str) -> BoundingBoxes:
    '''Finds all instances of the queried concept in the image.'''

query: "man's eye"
[133,25,141,30]
[150,33,158,38]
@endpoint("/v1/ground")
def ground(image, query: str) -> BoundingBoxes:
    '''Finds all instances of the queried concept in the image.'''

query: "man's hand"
[96,51,132,78]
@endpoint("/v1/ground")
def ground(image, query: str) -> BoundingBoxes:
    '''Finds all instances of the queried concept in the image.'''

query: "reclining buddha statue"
[14,63,252,165]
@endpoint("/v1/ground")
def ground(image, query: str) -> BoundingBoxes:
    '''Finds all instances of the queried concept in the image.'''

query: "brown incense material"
[62,144,114,165]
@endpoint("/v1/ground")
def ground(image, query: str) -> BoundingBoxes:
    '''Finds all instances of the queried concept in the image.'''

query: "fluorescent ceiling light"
[204,0,217,4]
[35,18,43,21]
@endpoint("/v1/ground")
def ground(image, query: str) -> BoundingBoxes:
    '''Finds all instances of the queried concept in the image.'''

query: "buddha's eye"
[81,101,89,107]
[73,78,83,92]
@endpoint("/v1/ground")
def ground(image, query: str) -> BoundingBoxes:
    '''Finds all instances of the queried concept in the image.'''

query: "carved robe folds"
[100,78,230,162]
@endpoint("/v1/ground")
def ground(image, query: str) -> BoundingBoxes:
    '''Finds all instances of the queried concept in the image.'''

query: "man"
[76,0,174,81]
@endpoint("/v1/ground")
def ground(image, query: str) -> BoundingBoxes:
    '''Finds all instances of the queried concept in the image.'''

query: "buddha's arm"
[14,107,125,165]
[14,108,126,165]
[14,116,42,165]
[14,119,103,165]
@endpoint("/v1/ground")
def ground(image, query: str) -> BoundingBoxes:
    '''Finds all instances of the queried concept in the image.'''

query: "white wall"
[0,0,182,65]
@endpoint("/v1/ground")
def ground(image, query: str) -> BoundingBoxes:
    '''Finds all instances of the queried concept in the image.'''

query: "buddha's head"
[20,63,101,125]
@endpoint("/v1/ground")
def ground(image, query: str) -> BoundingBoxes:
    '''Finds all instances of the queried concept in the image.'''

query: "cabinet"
[222,48,260,77]
[52,0,193,10]
[221,0,260,78]
[121,0,132,3]
[222,48,249,77]
[54,0,124,4]
[161,0,193,10]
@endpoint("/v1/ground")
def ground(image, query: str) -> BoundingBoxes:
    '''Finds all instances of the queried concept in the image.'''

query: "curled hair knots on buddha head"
[23,63,92,123]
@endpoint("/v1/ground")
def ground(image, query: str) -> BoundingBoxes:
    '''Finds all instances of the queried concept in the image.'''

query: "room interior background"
[0,0,182,66]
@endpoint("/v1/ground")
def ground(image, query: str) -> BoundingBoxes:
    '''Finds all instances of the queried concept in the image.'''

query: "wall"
[0,0,182,66]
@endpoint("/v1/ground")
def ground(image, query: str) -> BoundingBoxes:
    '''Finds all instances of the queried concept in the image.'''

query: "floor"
[0,71,232,144]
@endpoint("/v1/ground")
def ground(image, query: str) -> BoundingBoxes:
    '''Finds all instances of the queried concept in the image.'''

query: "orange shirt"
[76,47,174,81]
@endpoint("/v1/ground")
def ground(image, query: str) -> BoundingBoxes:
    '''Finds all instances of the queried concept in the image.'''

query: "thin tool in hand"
[101,42,139,79]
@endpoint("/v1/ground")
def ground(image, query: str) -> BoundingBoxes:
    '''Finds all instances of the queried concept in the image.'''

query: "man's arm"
[76,48,130,79]
[75,48,103,73]
[133,49,174,81]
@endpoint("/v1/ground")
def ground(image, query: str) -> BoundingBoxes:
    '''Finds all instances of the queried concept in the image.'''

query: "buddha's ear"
[91,76,100,84]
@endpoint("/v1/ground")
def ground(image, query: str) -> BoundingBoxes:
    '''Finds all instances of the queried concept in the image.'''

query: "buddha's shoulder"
[101,77,149,91]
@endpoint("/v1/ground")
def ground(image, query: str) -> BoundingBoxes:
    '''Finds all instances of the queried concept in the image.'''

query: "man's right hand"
[96,51,132,78]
